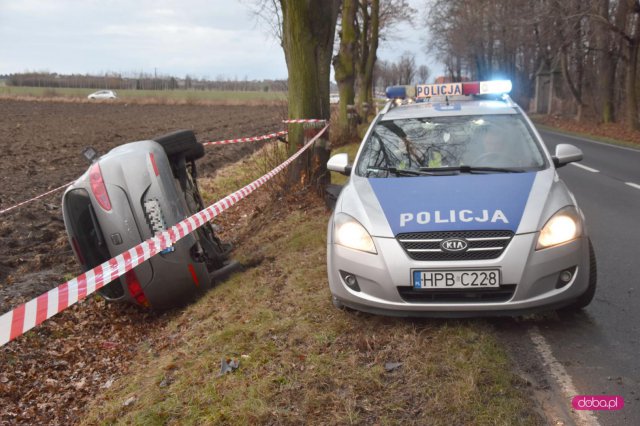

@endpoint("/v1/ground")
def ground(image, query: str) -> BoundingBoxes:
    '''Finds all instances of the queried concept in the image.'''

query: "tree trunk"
[595,0,616,123]
[333,0,358,140]
[280,0,340,188]
[355,0,370,118]
[361,0,379,112]
[355,0,380,122]
[626,38,639,130]
[623,0,640,130]
[560,51,584,121]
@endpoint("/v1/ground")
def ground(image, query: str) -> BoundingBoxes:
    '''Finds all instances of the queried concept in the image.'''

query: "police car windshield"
[356,114,546,177]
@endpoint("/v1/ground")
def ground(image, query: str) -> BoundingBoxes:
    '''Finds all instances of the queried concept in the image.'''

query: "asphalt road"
[514,128,640,425]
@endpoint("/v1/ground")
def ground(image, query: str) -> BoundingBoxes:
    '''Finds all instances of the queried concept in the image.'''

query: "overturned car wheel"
[154,129,205,162]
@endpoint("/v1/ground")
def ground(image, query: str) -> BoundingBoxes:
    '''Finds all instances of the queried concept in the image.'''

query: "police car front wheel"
[563,239,597,311]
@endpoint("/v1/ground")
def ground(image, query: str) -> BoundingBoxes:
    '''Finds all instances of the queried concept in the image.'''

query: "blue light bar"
[386,86,407,99]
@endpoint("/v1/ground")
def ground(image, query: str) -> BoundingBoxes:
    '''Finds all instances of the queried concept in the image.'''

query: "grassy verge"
[80,143,539,425]
[0,86,286,103]
[530,114,640,149]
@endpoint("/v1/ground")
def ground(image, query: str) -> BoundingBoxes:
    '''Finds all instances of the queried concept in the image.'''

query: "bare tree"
[417,64,430,83]
[355,0,381,119]
[279,0,340,186]
[397,51,416,84]
[250,0,283,42]
[334,0,359,139]
[424,0,640,127]
[354,0,415,119]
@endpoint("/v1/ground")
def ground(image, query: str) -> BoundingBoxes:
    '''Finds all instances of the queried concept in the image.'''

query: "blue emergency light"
[385,85,416,99]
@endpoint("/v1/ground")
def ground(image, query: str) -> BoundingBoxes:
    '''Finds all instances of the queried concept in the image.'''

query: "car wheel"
[154,129,205,162]
[563,239,597,311]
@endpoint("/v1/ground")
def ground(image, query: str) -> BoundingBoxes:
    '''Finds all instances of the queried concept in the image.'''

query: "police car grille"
[397,285,516,303]
[396,230,513,261]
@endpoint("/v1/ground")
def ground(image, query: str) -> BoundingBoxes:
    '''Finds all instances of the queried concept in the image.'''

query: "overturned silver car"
[62,130,235,310]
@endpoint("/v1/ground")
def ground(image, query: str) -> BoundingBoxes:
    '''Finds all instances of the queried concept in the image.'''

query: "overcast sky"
[0,0,443,81]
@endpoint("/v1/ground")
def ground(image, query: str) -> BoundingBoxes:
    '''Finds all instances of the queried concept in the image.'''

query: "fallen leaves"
[533,115,640,146]
[0,298,171,425]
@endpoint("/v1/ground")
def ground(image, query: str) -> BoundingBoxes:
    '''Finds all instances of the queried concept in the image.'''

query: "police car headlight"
[334,213,377,254]
[536,207,582,250]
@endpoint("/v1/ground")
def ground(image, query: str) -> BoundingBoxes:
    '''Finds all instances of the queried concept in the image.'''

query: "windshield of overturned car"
[356,114,547,177]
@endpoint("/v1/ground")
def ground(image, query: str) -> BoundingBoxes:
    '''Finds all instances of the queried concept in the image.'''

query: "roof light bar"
[425,80,511,97]
[386,80,512,101]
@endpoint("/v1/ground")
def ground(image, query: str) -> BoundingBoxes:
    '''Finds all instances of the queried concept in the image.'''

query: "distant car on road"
[329,93,340,104]
[88,90,117,100]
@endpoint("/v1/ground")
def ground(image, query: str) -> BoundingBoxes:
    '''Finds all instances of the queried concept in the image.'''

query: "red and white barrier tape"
[202,130,288,146]
[0,124,329,347]
[0,180,74,216]
[282,119,327,124]
[1,122,325,216]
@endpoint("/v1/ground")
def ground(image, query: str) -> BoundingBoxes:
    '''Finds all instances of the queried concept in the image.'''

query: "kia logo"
[440,238,468,252]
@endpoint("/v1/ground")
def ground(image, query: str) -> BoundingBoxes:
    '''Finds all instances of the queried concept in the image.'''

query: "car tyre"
[563,239,597,311]
[154,129,205,162]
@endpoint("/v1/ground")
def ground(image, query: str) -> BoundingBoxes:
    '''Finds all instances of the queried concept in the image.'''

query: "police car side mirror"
[327,153,352,176]
[552,144,583,168]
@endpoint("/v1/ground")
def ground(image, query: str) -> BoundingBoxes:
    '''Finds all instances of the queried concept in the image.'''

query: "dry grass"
[0,93,287,108]
[199,140,290,203]
[79,142,540,425]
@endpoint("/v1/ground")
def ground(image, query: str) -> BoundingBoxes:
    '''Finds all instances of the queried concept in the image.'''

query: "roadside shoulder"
[530,115,640,150]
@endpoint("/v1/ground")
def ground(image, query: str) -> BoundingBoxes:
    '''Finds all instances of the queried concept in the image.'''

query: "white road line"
[540,129,640,153]
[571,163,600,173]
[625,182,640,190]
[529,327,600,426]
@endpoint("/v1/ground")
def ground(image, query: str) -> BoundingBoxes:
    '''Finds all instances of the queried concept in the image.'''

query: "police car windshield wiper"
[419,165,525,174]
[367,167,432,177]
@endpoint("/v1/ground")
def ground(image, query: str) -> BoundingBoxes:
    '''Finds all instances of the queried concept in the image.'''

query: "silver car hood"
[337,168,575,238]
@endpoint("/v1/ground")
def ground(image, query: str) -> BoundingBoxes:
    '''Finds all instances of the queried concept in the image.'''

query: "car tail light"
[89,163,112,211]
[149,153,160,176]
[71,237,86,266]
[187,263,200,287]
[124,270,150,307]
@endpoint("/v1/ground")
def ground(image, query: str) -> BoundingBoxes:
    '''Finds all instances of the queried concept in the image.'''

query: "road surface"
[499,128,640,425]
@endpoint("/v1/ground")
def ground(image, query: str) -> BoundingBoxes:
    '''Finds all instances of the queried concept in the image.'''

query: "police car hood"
[339,169,566,238]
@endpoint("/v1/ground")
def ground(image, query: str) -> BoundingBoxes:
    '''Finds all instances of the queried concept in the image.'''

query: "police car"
[326,80,596,317]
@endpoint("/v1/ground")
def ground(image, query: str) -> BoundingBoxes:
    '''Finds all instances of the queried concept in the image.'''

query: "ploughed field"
[0,99,285,424]
[0,99,285,305]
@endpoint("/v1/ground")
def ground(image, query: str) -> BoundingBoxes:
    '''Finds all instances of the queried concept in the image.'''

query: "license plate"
[412,269,501,289]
